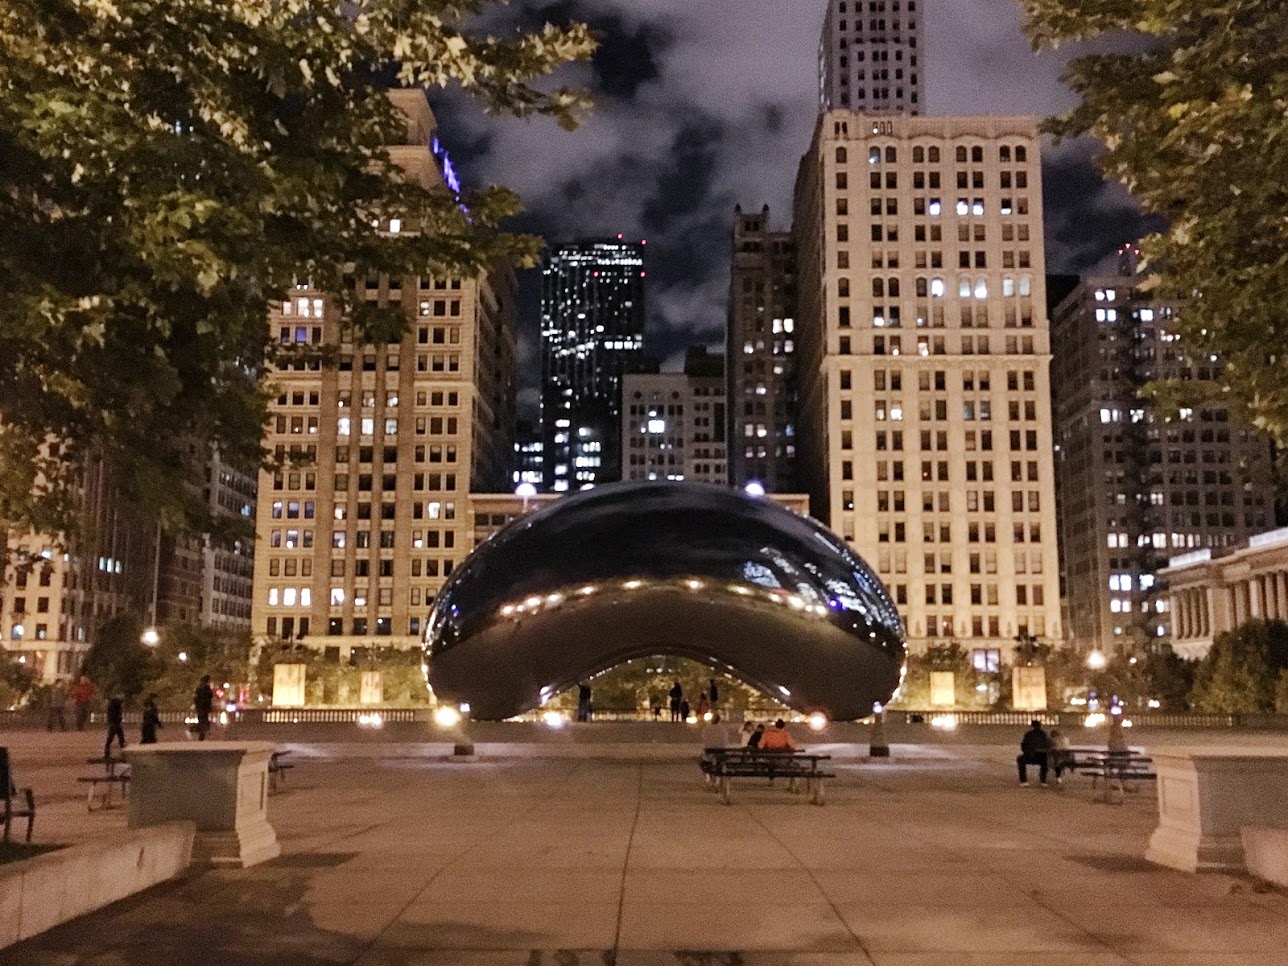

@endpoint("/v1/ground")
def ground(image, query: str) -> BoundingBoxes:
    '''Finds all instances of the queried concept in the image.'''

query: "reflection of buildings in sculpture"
[818,0,926,115]
[249,89,518,660]
[727,207,798,492]
[1051,250,1278,654]
[623,347,728,484]
[0,449,255,683]
[429,482,902,720]
[1162,528,1288,660]
[540,239,646,491]
[793,112,1061,662]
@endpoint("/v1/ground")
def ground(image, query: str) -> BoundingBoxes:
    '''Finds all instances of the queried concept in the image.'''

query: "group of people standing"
[657,678,720,722]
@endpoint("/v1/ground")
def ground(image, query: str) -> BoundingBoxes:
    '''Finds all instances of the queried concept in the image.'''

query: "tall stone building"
[250,90,518,656]
[1051,250,1278,653]
[1,448,255,683]
[727,207,799,492]
[794,112,1061,662]
[540,239,647,491]
[818,0,925,115]
[623,347,728,484]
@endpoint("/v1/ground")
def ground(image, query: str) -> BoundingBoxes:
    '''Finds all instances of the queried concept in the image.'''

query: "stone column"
[124,742,281,868]
[1147,748,1288,873]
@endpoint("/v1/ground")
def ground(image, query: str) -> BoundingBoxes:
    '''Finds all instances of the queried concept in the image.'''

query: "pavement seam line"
[346,759,586,964]
[610,760,646,961]
[735,783,878,964]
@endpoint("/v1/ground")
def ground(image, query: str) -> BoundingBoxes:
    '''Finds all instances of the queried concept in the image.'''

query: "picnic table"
[77,756,131,811]
[1067,745,1156,804]
[699,747,834,805]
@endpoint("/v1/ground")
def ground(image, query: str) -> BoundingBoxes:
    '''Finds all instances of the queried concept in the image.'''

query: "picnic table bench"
[700,747,834,805]
[1067,746,1155,804]
[1,748,36,843]
[77,756,131,811]
[268,750,295,792]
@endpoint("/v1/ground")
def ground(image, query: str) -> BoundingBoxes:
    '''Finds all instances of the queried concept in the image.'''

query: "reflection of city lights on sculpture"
[1084,712,1106,728]
[702,711,713,722]
[357,712,384,729]
[543,711,566,729]
[930,714,958,731]
[623,579,643,590]
[808,712,828,731]
[433,706,462,728]
[685,579,704,590]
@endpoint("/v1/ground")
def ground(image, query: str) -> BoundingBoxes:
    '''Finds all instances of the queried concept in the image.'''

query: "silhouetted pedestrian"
[668,681,683,722]
[193,675,215,740]
[576,681,592,722]
[679,698,691,722]
[104,695,126,760]
[71,675,95,731]
[46,681,68,732]
[141,694,162,744]
[708,678,719,708]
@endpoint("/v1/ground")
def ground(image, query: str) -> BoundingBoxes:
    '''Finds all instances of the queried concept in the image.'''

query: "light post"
[515,482,537,513]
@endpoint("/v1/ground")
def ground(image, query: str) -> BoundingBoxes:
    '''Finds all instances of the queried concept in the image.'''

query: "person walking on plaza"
[576,681,592,722]
[193,675,215,741]
[1017,719,1053,786]
[759,718,796,751]
[46,680,68,732]
[668,680,683,722]
[708,678,719,711]
[71,675,95,731]
[141,694,163,744]
[104,694,126,760]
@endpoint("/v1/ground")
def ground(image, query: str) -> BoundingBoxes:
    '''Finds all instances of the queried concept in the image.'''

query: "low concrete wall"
[0,821,194,950]
[1242,825,1288,889]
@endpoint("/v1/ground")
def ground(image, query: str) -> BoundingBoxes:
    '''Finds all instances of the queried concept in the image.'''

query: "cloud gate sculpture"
[425,481,905,720]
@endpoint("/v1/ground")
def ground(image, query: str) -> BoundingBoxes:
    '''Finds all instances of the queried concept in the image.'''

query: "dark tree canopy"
[1023,1,1288,443]
[0,0,593,540]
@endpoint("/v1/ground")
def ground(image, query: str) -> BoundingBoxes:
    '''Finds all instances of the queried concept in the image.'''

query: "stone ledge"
[0,821,195,950]
[1242,825,1288,889]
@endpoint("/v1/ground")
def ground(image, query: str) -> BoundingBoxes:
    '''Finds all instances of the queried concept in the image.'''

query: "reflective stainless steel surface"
[426,481,905,720]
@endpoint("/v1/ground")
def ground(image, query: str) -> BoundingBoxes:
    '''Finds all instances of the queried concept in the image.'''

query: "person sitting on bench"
[1017,719,1052,786]
[759,719,796,751]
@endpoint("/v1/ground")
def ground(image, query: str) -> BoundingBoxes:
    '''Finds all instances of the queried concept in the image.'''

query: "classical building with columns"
[1161,528,1288,659]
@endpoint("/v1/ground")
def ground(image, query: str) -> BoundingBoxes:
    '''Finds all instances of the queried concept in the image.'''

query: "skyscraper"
[540,239,646,491]
[727,206,799,492]
[623,347,728,484]
[1051,250,1278,653]
[794,112,1061,662]
[250,90,518,656]
[819,0,926,115]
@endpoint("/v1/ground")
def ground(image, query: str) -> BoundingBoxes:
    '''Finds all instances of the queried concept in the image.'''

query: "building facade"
[540,239,647,491]
[1163,528,1288,660]
[793,112,1061,661]
[818,0,925,115]
[249,90,518,658]
[1051,253,1278,653]
[727,206,799,492]
[623,348,728,484]
[1,448,256,684]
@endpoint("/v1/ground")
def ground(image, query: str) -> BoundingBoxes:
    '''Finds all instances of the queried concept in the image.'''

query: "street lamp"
[515,482,537,512]
[744,481,766,498]
[140,627,160,647]
[1086,650,1107,670]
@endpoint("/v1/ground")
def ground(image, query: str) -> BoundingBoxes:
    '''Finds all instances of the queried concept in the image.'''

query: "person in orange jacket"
[758,718,796,751]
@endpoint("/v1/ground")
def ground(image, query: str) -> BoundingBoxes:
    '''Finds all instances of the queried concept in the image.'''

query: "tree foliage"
[0,0,594,538]
[1189,619,1288,713]
[1022,1,1288,441]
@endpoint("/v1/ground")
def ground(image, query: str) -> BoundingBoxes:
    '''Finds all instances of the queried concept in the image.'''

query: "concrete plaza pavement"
[4,731,1288,965]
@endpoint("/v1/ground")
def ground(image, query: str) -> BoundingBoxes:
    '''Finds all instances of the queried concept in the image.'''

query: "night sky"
[431,0,1159,416]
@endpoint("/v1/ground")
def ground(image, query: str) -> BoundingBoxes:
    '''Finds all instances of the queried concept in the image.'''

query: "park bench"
[1068,747,1155,804]
[76,756,131,811]
[700,747,834,805]
[268,750,295,793]
[1,747,36,843]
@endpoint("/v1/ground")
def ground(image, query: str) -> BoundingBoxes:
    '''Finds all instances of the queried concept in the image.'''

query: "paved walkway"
[4,737,1288,964]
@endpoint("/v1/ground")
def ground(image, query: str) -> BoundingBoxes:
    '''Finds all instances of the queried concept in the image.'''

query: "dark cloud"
[433,0,1155,416]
